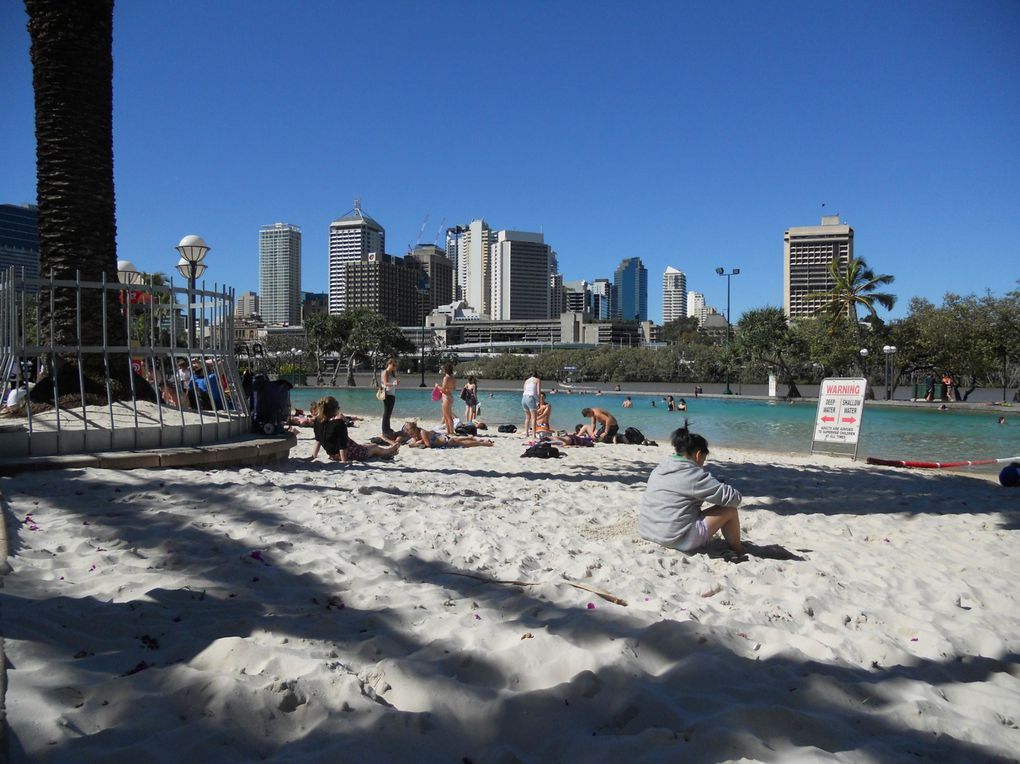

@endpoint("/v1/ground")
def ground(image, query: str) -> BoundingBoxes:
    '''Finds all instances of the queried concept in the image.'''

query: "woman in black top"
[310,397,399,463]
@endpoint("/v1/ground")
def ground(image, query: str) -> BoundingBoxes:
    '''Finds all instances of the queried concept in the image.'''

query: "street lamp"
[715,267,740,395]
[883,345,897,400]
[175,235,209,348]
[416,273,431,387]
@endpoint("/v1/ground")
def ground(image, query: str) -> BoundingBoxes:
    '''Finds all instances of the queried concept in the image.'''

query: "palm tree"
[809,257,896,382]
[25,0,131,398]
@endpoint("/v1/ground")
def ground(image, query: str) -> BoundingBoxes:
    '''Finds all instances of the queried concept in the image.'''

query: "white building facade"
[258,223,302,325]
[784,215,854,319]
[328,201,385,314]
[662,266,688,323]
[490,230,552,321]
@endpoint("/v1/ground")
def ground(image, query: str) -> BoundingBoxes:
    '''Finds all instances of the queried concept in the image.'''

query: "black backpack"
[624,426,646,444]
[455,423,477,436]
[498,424,518,433]
[521,441,563,459]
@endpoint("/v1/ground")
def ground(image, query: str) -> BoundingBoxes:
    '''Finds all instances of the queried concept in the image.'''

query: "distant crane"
[433,217,446,247]
[409,213,429,252]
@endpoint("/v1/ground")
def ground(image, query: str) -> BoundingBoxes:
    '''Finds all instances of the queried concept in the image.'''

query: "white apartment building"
[687,291,711,325]
[448,219,494,317]
[784,214,854,319]
[328,200,385,314]
[662,266,688,323]
[258,223,301,325]
[490,230,552,321]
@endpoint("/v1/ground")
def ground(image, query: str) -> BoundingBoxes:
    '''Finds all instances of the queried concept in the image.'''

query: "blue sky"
[2,0,1018,323]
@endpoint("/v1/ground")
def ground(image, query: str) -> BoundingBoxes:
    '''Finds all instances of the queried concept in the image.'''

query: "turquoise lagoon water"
[292,386,1019,466]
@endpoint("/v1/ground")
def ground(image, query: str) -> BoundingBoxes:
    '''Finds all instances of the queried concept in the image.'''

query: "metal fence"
[0,267,250,457]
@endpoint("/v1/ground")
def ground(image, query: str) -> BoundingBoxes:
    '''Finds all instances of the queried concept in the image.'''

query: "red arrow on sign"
[820,416,835,422]
[841,417,857,424]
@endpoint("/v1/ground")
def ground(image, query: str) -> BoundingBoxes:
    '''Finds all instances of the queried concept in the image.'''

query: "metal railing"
[0,266,250,457]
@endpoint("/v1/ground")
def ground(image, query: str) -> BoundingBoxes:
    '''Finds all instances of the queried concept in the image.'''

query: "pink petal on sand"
[587,602,596,609]
[473,614,481,620]
[910,637,919,642]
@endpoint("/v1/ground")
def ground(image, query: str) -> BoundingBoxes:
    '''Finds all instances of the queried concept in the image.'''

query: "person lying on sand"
[308,396,399,463]
[638,423,744,558]
[402,421,494,448]
[579,407,619,442]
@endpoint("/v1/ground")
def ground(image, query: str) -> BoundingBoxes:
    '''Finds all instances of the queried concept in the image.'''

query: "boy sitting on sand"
[638,423,744,556]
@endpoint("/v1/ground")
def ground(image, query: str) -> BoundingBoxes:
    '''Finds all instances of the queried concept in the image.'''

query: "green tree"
[660,316,700,345]
[736,307,804,397]
[808,257,896,390]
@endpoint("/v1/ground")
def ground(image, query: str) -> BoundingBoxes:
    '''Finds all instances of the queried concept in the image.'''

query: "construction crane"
[408,213,429,253]
[433,217,446,247]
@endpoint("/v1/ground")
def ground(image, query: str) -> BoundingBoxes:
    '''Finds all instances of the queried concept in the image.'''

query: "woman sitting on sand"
[309,396,400,463]
[638,422,744,557]
[401,421,494,448]
[535,392,552,434]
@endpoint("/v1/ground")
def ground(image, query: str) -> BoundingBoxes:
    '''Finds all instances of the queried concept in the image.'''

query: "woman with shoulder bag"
[380,357,399,437]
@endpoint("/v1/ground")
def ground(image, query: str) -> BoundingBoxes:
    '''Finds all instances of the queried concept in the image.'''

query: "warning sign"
[812,378,868,456]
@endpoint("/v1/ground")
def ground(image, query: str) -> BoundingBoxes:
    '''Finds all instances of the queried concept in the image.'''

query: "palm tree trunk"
[25,0,142,400]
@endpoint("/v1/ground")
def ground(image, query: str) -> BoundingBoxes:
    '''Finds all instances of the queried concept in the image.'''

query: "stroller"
[249,374,293,435]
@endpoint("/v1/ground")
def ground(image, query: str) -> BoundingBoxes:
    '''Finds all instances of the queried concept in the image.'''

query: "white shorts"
[673,519,710,552]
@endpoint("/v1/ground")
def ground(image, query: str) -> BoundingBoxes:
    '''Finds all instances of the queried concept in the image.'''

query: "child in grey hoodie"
[639,424,743,553]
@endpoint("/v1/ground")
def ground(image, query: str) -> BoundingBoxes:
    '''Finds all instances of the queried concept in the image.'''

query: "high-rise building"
[687,291,708,324]
[344,252,423,326]
[444,225,465,300]
[236,291,260,320]
[614,257,648,321]
[490,230,552,320]
[591,278,614,320]
[328,200,385,314]
[662,266,687,324]
[258,223,302,325]
[564,279,592,314]
[549,273,565,316]
[0,204,40,280]
[784,215,854,319]
[407,244,454,314]
[450,219,494,316]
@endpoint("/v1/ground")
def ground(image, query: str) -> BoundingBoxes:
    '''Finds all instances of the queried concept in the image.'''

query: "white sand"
[2,416,1018,762]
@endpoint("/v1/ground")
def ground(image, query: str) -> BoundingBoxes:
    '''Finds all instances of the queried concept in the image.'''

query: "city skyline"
[1,2,1017,324]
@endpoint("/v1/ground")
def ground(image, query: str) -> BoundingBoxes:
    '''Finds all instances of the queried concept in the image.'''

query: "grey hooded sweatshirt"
[638,455,742,547]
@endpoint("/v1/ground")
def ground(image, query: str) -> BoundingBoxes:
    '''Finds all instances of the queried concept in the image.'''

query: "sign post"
[811,377,868,459]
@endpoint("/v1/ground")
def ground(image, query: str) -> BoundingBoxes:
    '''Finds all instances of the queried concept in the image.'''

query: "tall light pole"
[883,345,897,400]
[416,272,431,387]
[175,235,209,348]
[715,267,740,395]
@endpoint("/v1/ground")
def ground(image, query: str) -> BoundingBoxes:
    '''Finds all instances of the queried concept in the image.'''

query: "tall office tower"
[328,200,385,314]
[490,230,552,320]
[784,214,854,319]
[549,273,565,316]
[564,279,593,313]
[407,244,454,313]
[451,219,494,315]
[344,252,422,326]
[591,278,614,320]
[614,257,648,321]
[662,266,688,323]
[259,223,302,325]
[0,204,40,280]
[236,291,260,319]
[687,291,708,324]
[444,225,465,299]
